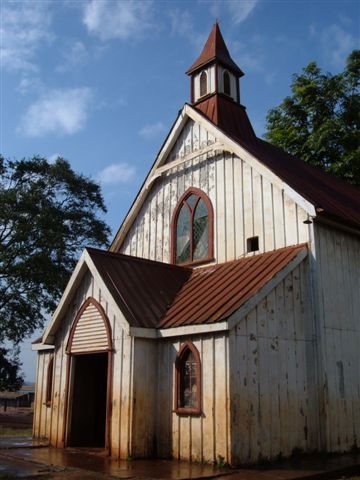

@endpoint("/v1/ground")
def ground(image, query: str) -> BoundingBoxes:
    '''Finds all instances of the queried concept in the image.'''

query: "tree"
[265,50,360,187]
[0,156,111,390]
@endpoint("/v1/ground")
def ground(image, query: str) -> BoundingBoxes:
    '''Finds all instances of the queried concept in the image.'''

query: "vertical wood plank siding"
[33,271,134,460]
[155,334,230,464]
[119,119,309,262]
[229,262,319,464]
[313,223,360,452]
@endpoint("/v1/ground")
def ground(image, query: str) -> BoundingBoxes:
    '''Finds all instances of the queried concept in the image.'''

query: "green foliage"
[0,347,23,391]
[265,50,360,186]
[0,156,111,390]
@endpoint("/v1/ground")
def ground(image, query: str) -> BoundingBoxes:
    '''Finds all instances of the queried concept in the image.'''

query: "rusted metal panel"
[159,244,307,328]
[186,22,243,76]
[86,245,306,331]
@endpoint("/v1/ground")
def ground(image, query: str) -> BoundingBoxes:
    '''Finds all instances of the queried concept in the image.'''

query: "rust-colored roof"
[192,97,360,230]
[193,95,256,144]
[186,22,243,76]
[158,244,306,328]
[87,249,192,328]
[87,245,306,330]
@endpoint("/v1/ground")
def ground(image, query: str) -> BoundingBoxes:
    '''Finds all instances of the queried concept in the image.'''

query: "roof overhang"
[38,249,132,348]
[110,103,316,252]
[129,245,308,339]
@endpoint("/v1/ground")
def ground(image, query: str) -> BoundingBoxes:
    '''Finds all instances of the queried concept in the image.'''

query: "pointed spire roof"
[186,22,244,76]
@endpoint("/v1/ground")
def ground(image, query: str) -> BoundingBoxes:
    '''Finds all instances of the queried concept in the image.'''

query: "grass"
[0,426,32,437]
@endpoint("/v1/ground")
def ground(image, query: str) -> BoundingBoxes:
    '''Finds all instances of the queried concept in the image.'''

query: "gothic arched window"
[175,342,201,415]
[223,70,231,96]
[199,71,208,97]
[171,188,213,265]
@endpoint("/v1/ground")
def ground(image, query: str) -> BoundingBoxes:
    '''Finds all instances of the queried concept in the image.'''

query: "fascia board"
[42,250,88,344]
[84,251,131,335]
[110,108,189,251]
[111,102,317,252]
[227,246,308,331]
[184,104,317,217]
[130,321,229,339]
[42,249,132,346]
[31,343,55,352]
[157,321,229,337]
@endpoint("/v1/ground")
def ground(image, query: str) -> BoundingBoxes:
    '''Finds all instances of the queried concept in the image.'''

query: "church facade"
[33,24,360,466]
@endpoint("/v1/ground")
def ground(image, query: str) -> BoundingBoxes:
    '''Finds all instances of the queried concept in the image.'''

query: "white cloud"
[310,23,357,68]
[209,0,259,25]
[169,9,205,50]
[227,0,259,24]
[0,2,53,72]
[56,40,89,72]
[83,0,154,41]
[138,121,166,139]
[17,76,44,95]
[98,163,136,185]
[18,88,93,137]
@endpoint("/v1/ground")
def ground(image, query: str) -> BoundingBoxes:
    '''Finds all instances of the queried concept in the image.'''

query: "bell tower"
[186,22,244,105]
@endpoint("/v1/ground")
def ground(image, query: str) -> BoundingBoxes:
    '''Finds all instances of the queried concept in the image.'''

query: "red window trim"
[174,341,202,416]
[199,70,208,97]
[171,187,214,265]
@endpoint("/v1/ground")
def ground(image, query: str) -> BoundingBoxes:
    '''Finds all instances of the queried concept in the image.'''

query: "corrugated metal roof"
[186,22,243,76]
[88,249,192,328]
[87,245,306,330]
[193,96,360,230]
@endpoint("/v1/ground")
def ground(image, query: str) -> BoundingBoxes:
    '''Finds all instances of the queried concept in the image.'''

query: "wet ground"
[0,413,360,480]
[0,437,360,480]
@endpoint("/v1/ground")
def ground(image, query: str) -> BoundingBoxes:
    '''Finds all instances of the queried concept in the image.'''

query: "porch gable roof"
[87,244,307,332]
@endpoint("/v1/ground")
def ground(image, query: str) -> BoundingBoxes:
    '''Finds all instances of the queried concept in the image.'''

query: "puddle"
[0,446,229,479]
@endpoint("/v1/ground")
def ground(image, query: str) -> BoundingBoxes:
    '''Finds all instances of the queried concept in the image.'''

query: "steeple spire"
[186,22,243,77]
[186,23,256,145]
[186,22,244,105]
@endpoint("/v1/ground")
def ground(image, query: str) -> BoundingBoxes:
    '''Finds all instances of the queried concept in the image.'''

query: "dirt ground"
[0,407,33,429]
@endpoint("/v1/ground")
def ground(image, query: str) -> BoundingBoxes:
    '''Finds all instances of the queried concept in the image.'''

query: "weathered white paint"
[33,269,133,459]
[229,262,319,464]
[312,222,360,453]
[119,119,310,264]
[69,302,109,353]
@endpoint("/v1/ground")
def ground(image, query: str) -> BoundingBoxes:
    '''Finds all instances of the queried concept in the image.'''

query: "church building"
[32,23,360,466]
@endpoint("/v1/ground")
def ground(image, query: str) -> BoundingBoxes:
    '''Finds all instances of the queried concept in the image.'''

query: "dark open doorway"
[68,352,108,448]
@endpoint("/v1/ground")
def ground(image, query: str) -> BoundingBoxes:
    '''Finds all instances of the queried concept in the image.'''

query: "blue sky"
[1,0,359,382]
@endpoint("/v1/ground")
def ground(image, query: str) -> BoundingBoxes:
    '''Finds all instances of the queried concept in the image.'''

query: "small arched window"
[171,188,213,265]
[45,356,54,406]
[223,70,231,96]
[175,342,201,415]
[199,71,207,97]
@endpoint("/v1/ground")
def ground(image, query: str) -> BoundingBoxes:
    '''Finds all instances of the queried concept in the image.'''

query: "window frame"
[174,342,202,415]
[199,70,208,97]
[171,187,214,266]
[223,70,231,96]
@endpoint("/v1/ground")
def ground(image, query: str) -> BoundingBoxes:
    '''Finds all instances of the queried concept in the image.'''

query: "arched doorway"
[65,298,112,449]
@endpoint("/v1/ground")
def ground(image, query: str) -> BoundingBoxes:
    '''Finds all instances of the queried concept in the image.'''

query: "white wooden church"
[33,24,360,466]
